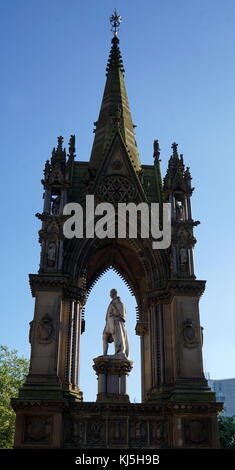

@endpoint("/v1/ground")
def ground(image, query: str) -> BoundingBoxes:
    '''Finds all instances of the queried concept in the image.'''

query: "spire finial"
[153,140,161,162]
[68,135,76,162]
[171,142,178,157]
[57,136,64,152]
[110,9,122,36]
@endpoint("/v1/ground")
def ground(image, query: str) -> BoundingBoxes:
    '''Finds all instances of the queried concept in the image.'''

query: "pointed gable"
[90,131,146,204]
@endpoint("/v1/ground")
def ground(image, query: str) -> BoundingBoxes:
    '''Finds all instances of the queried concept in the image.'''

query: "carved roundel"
[97,175,136,203]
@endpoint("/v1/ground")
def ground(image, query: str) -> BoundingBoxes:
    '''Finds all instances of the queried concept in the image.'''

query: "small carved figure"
[43,160,50,181]
[153,139,160,160]
[103,289,129,357]
[49,163,64,185]
[176,201,184,220]
[68,134,75,158]
[51,196,60,215]
[47,241,57,266]
[179,247,188,272]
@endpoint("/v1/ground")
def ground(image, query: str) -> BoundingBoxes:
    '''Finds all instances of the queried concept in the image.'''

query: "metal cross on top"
[110,9,122,36]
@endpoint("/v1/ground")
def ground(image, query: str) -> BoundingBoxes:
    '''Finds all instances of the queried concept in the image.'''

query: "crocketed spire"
[89,34,141,171]
[106,36,125,76]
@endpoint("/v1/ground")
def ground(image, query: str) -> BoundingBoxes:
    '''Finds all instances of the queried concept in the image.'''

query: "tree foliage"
[218,414,235,449]
[0,345,29,448]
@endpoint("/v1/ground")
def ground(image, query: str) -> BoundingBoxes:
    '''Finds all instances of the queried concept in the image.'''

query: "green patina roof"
[142,164,162,203]
[68,161,89,205]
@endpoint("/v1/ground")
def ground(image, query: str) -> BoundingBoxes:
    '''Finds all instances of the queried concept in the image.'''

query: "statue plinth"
[93,355,133,403]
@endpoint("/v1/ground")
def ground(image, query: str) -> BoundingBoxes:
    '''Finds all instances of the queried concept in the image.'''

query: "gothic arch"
[63,236,169,321]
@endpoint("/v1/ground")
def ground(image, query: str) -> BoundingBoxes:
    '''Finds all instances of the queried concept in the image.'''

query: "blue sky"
[0,0,235,401]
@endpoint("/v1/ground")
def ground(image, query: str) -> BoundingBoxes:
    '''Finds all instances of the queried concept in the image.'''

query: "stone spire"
[105,36,125,75]
[89,21,141,171]
[163,142,190,194]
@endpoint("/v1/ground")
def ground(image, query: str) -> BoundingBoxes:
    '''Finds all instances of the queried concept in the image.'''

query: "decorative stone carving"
[184,419,208,445]
[109,420,127,444]
[182,318,199,349]
[97,175,136,203]
[150,420,165,445]
[135,322,148,336]
[46,241,57,266]
[68,134,76,163]
[37,314,54,344]
[175,200,184,220]
[29,274,69,297]
[135,420,147,440]
[153,139,161,161]
[49,162,64,186]
[171,222,198,249]
[179,246,188,273]
[147,280,206,305]
[36,214,64,242]
[93,355,133,376]
[24,415,52,443]
[87,420,104,444]
[63,284,86,303]
[43,160,50,182]
[72,421,85,445]
[51,195,60,215]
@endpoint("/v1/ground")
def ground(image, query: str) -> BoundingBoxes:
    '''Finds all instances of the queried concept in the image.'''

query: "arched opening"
[79,268,141,402]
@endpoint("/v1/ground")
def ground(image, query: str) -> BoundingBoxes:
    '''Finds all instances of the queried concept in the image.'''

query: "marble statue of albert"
[103,289,129,358]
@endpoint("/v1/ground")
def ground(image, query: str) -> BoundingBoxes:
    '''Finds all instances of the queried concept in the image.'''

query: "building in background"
[208,379,235,417]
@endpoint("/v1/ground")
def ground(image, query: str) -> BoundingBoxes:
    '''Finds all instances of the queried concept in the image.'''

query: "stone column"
[22,287,64,399]
[136,321,150,402]
[146,280,212,401]
[62,300,83,400]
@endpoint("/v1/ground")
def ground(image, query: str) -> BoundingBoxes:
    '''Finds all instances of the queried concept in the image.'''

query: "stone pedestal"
[93,355,133,403]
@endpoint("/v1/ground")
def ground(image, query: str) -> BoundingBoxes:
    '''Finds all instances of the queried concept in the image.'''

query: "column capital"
[29,274,86,302]
[147,280,206,305]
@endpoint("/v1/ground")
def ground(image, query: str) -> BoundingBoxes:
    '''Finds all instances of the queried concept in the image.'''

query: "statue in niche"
[179,246,188,273]
[176,200,184,220]
[103,289,129,358]
[37,313,54,344]
[51,195,60,215]
[46,241,57,266]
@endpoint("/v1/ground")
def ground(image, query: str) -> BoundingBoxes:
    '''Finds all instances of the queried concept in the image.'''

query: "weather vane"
[110,9,122,36]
